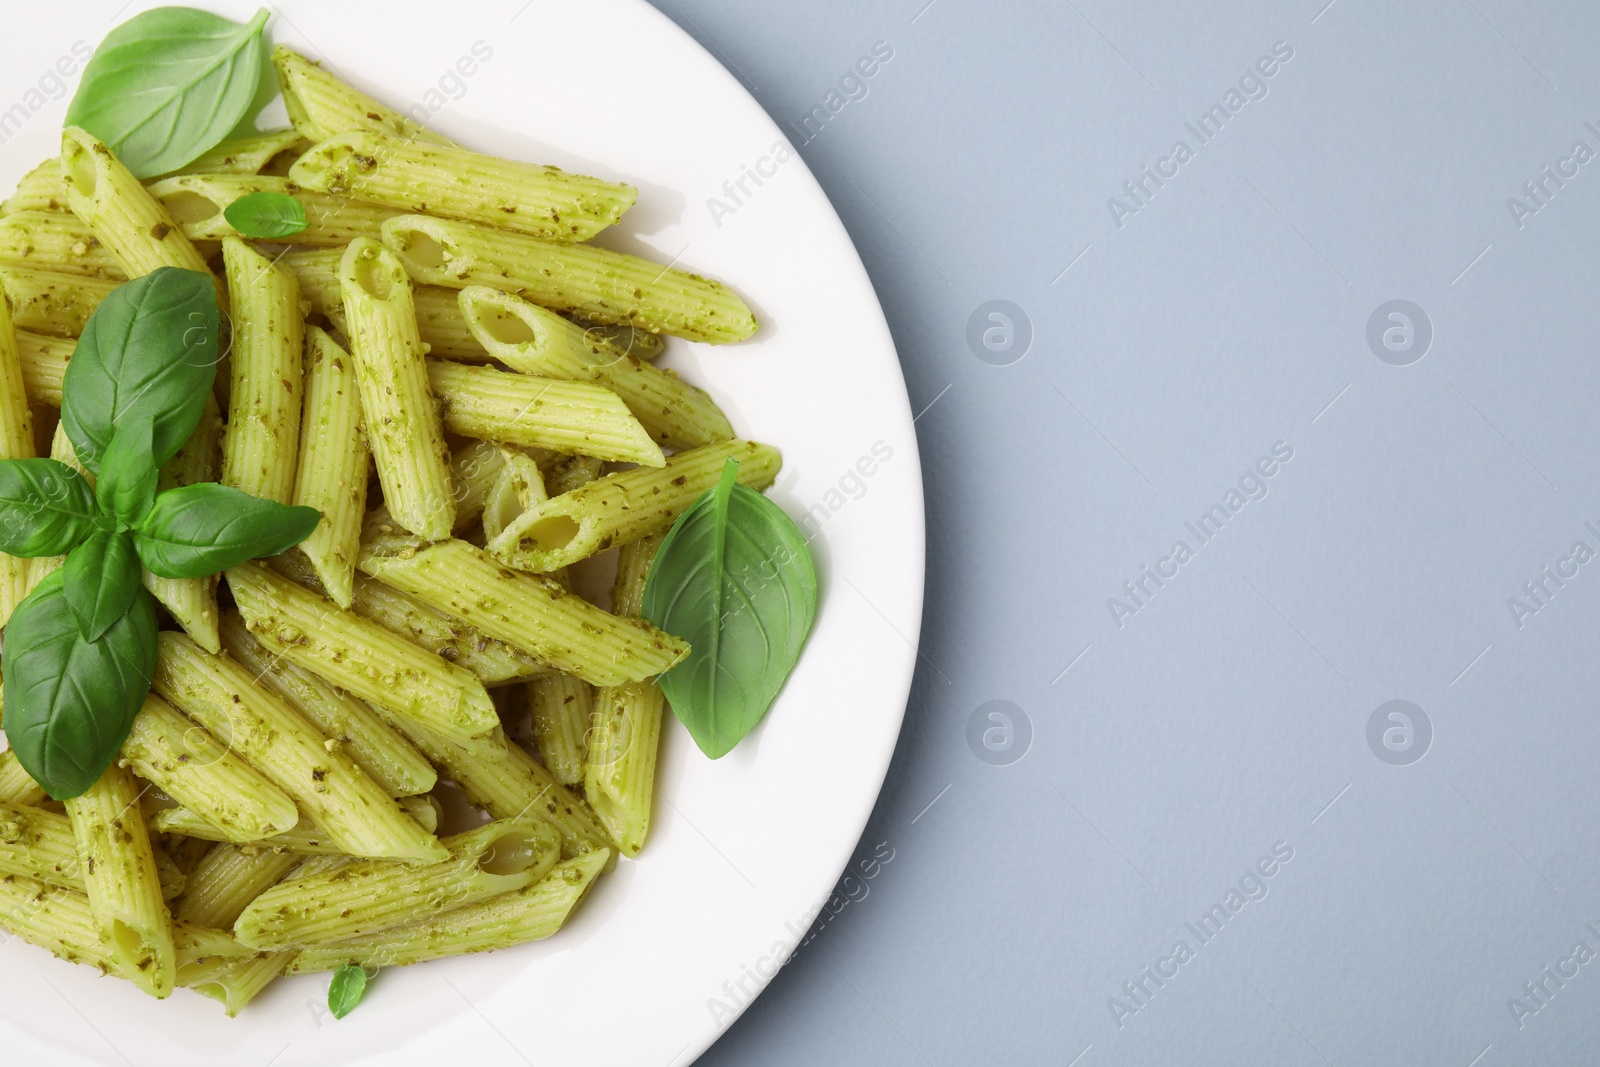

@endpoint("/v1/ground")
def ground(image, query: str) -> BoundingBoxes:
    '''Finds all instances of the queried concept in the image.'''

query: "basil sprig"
[223,191,309,239]
[65,7,271,178]
[641,459,818,758]
[0,268,320,799]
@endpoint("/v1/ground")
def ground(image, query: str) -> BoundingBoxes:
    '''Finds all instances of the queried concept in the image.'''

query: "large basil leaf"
[641,460,818,758]
[95,421,159,527]
[62,268,219,473]
[223,191,308,239]
[0,459,100,557]
[134,483,319,579]
[64,7,272,179]
[61,529,142,642]
[2,571,158,800]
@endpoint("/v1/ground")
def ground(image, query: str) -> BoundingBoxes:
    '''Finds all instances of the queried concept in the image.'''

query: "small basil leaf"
[223,191,308,239]
[65,7,272,178]
[63,267,220,473]
[95,421,159,527]
[641,459,818,759]
[1,571,157,800]
[61,529,142,642]
[328,964,371,1019]
[0,459,101,558]
[135,483,320,579]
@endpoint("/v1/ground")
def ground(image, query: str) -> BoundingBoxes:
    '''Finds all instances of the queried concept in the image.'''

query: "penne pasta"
[64,762,176,997]
[358,530,689,686]
[226,560,499,741]
[155,793,439,854]
[290,130,636,241]
[286,849,609,972]
[459,285,733,450]
[273,46,454,147]
[340,237,455,539]
[527,672,592,787]
[367,706,606,857]
[428,359,664,466]
[59,127,225,306]
[235,816,560,950]
[151,631,448,862]
[152,844,187,902]
[282,247,488,360]
[150,174,401,245]
[290,325,368,607]
[0,20,808,1012]
[2,159,71,215]
[480,446,547,544]
[272,549,548,685]
[121,694,300,842]
[172,920,256,972]
[0,797,82,889]
[144,394,223,652]
[166,129,309,179]
[0,872,127,976]
[217,610,437,799]
[488,439,781,572]
[220,237,302,503]
[278,246,343,314]
[0,749,47,806]
[187,951,291,1016]
[174,844,300,929]
[383,213,757,344]
[15,329,73,407]
[447,438,509,529]
[585,533,666,856]
[3,133,307,216]
[0,210,126,279]
[565,316,666,361]
[0,265,117,337]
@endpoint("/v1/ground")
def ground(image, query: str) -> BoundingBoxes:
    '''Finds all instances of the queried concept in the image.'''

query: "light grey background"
[649,1,1600,1064]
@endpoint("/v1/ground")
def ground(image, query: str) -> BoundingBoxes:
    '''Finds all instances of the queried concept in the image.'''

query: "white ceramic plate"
[0,1,922,1063]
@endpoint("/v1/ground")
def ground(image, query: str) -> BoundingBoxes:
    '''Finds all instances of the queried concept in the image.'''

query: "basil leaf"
[1,571,157,800]
[223,190,308,239]
[95,421,159,527]
[61,529,142,642]
[134,483,319,579]
[642,459,818,758]
[65,7,271,179]
[0,459,101,557]
[328,964,370,1019]
[62,267,219,473]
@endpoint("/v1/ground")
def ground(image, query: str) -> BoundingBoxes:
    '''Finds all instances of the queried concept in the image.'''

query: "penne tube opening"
[514,513,580,552]
[479,825,556,876]
[58,132,98,198]
[345,240,401,300]
[159,188,223,226]
[461,290,539,347]
[387,221,451,273]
